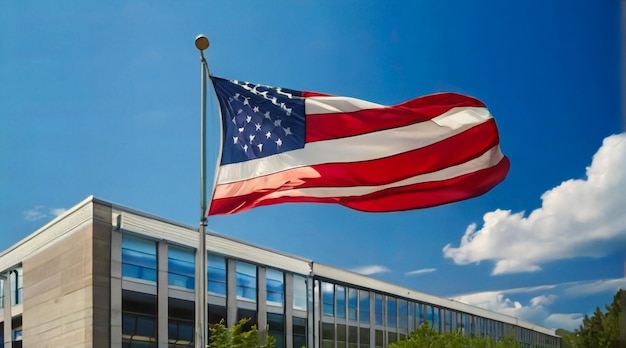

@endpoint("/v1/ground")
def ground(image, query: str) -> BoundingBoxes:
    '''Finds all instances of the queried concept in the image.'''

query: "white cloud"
[453,291,550,322]
[405,268,437,276]
[349,265,392,275]
[452,277,626,331]
[443,133,626,275]
[50,208,67,217]
[22,205,47,221]
[543,313,584,331]
[22,205,67,221]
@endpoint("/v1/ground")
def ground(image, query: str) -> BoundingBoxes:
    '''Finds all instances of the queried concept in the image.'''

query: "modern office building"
[0,196,561,347]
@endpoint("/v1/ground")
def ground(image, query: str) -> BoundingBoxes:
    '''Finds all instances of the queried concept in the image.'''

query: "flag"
[208,76,509,215]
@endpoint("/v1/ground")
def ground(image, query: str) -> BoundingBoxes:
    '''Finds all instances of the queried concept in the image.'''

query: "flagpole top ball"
[195,35,210,51]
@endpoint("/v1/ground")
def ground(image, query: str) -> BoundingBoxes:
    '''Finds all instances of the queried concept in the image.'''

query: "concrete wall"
[20,200,111,347]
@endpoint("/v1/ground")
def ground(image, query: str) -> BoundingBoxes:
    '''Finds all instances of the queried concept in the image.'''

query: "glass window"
[266,268,284,306]
[10,268,23,306]
[359,290,370,324]
[348,288,358,321]
[425,305,433,326]
[433,307,440,332]
[348,325,358,348]
[207,254,226,296]
[168,298,194,346]
[0,279,4,308]
[387,297,397,328]
[398,300,408,331]
[208,304,227,327]
[444,309,452,332]
[416,303,424,327]
[375,330,383,348]
[293,317,307,348]
[388,332,397,345]
[122,290,157,346]
[236,261,257,301]
[408,302,414,331]
[168,246,195,289]
[359,327,370,348]
[374,294,383,325]
[268,313,285,348]
[337,324,347,348]
[336,285,346,319]
[122,234,157,282]
[293,275,307,310]
[322,282,334,317]
[322,323,334,348]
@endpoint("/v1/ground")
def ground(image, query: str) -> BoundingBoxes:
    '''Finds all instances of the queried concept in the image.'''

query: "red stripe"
[306,93,486,143]
[296,119,499,188]
[208,157,509,215]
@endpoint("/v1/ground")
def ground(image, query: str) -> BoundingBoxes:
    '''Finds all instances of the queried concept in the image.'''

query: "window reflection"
[207,254,226,296]
[168,246,195,290]
[336,286,346,319]
[348,288,357,321]
[293,275,307,310]
[358,290,369,324]
[266,268,284,306]
[122,234,157,283]
[374,294,383,326]
[322,282,334,317]
[236,261,257,301]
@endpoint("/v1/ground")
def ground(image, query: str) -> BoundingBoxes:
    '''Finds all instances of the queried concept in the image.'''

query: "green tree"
[208,318,276,348]
[390,321,520,348]
[567,289,624,348]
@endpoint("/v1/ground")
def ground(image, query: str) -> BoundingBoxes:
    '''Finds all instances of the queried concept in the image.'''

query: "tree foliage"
[208,318,276,348]
[390,321,520,348]
[564,289,625,348]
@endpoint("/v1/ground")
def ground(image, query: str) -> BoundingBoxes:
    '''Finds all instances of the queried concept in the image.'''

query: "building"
[0,196,561,347]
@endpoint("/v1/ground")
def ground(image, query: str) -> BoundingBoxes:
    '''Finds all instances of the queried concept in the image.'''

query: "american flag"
[209,76,509,215]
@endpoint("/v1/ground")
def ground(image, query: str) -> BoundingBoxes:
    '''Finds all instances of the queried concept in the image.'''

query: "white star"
[275,138,282,147]
[232,117,237,125]
[283,127,292,136]
[253,106,259,113]
[265,131,272,139]
[238,127,244,133]
[249,134,255,143]
[237,109,243,115]
[255,123,262,131]
[276,87,293,98]
[264,111,271,120]
[242,144,248,152]
[284,107,292,116]
[274,119,282,127]
[234,93,240,101]
[233,136,238,144]
[259,90,268,98]
[246,115,252,123]
[257,143,263,152]
[243,96,250,106]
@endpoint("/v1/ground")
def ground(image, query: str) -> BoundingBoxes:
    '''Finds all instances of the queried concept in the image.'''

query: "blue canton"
[211,77,306,165]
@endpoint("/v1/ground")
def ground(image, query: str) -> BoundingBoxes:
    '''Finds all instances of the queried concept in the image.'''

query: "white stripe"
[305,96,383,114]
[256,147,504,200]
[217,107,492,184]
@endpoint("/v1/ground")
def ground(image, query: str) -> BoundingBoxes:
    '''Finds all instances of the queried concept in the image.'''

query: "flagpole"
[195,34,210,348]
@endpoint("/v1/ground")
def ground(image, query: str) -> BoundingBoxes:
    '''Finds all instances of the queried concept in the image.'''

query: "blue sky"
[1,1,624,332]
